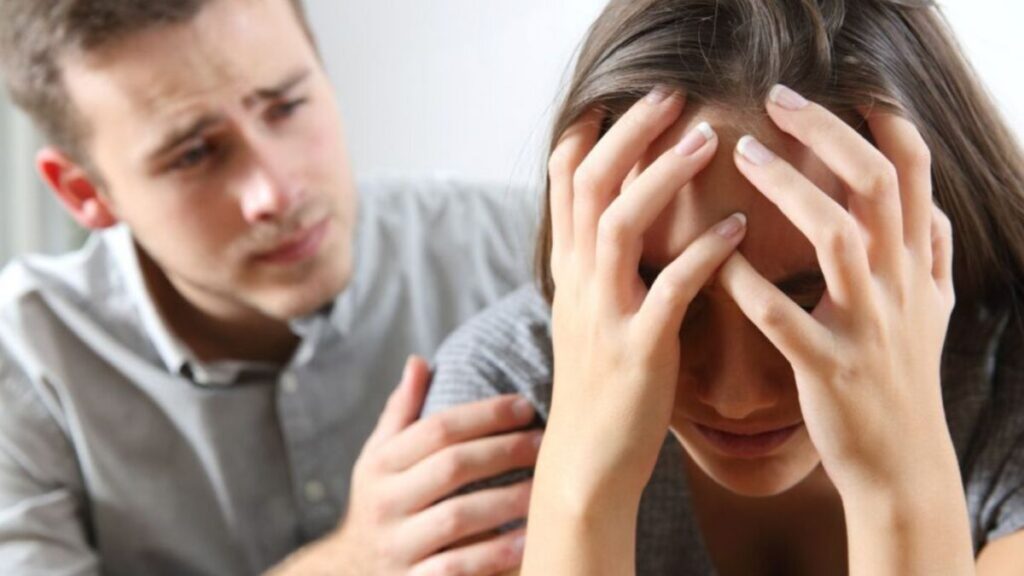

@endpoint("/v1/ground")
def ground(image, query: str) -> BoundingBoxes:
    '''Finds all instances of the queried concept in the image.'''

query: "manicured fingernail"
[675,121,715,156]
[715,213,747,239]
[769,84,809,110]
[646,85,671,104]
[737,135,776,166]
[513,398,535,421]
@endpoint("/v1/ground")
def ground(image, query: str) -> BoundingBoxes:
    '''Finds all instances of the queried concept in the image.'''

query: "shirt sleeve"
[979,361,1024,545]
[421,285,553,420]
[965,316,1024,551]
[0,353,98,576]
[419,286,553,518]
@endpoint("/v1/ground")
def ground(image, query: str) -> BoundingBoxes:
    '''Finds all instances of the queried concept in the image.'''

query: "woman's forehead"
[637,104,846,281]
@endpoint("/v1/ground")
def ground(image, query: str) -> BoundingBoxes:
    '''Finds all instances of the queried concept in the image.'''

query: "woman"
[422,0,1024,573]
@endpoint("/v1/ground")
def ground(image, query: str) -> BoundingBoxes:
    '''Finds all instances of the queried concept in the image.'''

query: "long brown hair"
[536,0,1024,320]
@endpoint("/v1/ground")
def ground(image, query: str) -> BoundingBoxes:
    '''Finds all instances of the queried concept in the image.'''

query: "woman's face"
[629,104,850,497]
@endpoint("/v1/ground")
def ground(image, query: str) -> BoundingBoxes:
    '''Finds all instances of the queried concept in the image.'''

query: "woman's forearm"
[843,452,975,576]
[521,472,640,576]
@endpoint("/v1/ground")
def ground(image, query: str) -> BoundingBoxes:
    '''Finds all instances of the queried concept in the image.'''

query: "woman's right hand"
[522,88,745,575]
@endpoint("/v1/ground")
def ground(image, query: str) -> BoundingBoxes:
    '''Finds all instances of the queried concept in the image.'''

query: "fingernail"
[769,84,809,110]
[736,135,776,166]
[401,356,415,383]
[645,85,670,104]
[513,398,535,421]
[715,213,747,239]
[674,121,715,156]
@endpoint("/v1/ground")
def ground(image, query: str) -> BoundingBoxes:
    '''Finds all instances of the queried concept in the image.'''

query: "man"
[0,0,539,574]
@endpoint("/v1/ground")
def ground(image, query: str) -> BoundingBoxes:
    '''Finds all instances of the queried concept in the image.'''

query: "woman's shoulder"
[421,284,554,419]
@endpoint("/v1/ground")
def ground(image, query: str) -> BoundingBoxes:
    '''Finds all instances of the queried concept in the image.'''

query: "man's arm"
[0,355,98,576]
[267,357,538,576]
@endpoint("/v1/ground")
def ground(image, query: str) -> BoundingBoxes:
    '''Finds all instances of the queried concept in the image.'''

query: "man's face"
[63,0,355,321]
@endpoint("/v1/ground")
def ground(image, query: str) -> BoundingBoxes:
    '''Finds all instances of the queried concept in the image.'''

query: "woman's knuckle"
[572,165,600,195]
[822,220,859,255]
[548,146,576,178]
[438,506,469,540]
[425,418,454,447]
[597,212,630,244]
[906,141,932,172]
[438,453,467,485]
[754,297,787,328]
[866,163,899,197]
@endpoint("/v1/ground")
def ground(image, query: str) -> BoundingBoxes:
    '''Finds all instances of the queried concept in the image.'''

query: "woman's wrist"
[532,424,647,520]
[840,452,974,576]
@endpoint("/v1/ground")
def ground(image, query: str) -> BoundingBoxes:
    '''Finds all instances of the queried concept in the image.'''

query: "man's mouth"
[254,217,331,265]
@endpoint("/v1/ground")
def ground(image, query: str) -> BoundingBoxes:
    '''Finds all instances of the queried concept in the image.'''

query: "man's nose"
[239,144,303,224]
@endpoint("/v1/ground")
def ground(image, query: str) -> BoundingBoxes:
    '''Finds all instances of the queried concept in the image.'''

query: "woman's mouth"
[693,421,803,459]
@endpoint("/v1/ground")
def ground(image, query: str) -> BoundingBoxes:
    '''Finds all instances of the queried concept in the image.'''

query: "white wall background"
[1,0,1021,263]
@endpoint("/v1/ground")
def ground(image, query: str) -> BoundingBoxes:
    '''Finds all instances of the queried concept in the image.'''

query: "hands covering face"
[539,84,957,506]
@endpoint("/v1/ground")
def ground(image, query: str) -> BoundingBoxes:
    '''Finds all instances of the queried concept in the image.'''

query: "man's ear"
[36,147,118,230]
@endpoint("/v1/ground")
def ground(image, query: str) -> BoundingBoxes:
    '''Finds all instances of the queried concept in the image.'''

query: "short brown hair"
[0,0,313,168]
[537,0,1024,313]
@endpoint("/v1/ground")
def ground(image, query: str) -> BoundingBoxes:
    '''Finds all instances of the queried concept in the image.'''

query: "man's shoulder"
[0,233,117,323]
[422,284,553,419]
[357,177,535,251]
[346,178,538,333]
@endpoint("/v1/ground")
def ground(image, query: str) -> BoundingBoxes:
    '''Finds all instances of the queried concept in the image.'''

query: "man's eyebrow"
[773,269,826,294]
[148,114,223,162]
[243,68,313,107]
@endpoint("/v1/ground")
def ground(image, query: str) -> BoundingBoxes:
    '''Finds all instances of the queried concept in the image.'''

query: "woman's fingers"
[766,86,905,279]
[596,122,718,298]
[734,135,872,310]
[718,252,829,367]
[863,110,936,258]
[548,109,603,269]
[931,204,955,306]
[572,88,685,263]
[636,212,747,345]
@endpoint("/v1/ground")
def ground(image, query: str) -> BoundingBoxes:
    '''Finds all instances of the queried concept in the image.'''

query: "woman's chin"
[674,427,822,498]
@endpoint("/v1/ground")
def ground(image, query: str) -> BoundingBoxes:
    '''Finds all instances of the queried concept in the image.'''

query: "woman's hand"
[522,88,744,576]
[719,85,973,575]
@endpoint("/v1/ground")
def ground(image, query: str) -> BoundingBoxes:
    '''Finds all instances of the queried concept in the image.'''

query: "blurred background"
[1,0,1020,265]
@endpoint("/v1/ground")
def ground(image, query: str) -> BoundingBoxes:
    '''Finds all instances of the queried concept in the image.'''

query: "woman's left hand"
[720,85,973,574]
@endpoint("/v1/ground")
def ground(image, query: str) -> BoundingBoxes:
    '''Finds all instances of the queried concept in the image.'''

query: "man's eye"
[267,97,308,122]
[170,141,216,171]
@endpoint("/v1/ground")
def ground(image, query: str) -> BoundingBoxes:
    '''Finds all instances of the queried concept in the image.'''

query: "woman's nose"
[685,307,783,420]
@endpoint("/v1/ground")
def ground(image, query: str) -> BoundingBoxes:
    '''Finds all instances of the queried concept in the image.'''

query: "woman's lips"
[693,421,803,459]
[256,218,331,265]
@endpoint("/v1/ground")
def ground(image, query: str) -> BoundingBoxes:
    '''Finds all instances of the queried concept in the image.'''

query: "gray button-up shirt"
[0,179,535,576]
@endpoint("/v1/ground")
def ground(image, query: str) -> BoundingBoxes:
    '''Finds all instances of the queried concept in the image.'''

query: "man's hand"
[268,356,540,576]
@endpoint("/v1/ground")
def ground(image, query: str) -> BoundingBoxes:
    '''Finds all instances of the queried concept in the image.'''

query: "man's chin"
[254,266,351,320]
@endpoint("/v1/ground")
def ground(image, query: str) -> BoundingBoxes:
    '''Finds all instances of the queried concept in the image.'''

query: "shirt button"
[280,372,299,394]
[304,480,326,504]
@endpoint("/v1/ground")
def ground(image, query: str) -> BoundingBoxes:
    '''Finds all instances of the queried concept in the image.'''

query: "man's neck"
[138,249,299,365]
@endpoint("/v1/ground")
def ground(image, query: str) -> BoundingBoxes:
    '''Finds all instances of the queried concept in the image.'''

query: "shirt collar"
[104,225,196,380]
[102,200,365,387]
[103,226,286,386]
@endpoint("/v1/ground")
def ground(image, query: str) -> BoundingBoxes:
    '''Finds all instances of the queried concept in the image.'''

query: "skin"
[34,0,537,573]
[518,85,1024,575]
